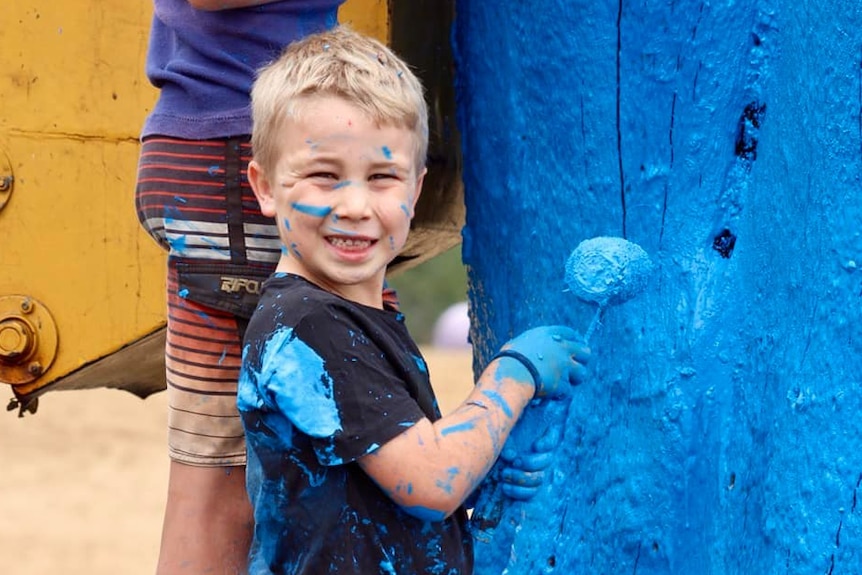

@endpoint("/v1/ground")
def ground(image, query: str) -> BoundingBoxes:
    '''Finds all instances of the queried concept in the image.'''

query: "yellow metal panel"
[0,0,390,406]
[340,0,390,43]
[0,0,165,402]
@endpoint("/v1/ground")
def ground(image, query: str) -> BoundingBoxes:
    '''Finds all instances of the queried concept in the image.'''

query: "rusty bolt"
[0,175,12,192]
[28,362,43,376]
[0,318,34,362]
[20,298,33,314]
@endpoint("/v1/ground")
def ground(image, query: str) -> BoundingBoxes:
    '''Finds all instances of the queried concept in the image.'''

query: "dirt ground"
[0,347,475,575]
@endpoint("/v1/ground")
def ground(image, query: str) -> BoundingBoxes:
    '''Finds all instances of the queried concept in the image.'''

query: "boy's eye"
[309,172,338,180]
[369,173,397,181]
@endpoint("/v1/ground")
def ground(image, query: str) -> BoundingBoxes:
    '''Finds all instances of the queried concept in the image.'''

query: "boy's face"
[248,95,425,308]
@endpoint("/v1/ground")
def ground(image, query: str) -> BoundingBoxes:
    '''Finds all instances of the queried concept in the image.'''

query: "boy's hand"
[493,325,591,398]
[498,421,563,501]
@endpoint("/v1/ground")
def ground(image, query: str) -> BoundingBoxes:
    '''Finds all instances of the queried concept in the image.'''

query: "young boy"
[239,26,591,573]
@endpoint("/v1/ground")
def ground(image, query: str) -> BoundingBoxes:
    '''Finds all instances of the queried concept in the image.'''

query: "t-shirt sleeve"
[259,304,428,466]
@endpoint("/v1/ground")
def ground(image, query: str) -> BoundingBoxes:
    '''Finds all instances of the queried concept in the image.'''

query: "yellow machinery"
[0,0,461,414]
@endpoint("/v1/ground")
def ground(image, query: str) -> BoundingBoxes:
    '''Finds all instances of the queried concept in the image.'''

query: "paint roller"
[566,236,654,343]
[470,237,653,567]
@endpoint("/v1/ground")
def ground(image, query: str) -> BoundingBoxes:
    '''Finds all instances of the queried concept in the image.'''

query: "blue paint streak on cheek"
[291,202,333,218]
[381,146,392,159]
[389,236,396,251]
[331,213,340,223]
[290,243,302,259]
[400,203,411,218]
[332,180,351,189]
[283,217,291,231]
[481,389,514,419]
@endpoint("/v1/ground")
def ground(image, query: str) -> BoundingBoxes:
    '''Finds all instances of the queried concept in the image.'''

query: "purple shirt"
[143,0,342,139]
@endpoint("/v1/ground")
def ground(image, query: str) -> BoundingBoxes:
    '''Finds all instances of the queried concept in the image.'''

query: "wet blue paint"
[479,389,513,419]
[381,146,392,159]
[440,421,476,436]
[291,202,333,218]
[412,355,427,374]
[238,326,341,438]
[178,288,190,299]
[402,505,446,522]
[283,217,291,231]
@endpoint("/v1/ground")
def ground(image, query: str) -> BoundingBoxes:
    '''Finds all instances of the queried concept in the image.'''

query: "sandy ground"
[0,347,475,575]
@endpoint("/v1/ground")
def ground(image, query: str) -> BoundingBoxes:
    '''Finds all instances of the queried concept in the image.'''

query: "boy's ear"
[248,160,276,217]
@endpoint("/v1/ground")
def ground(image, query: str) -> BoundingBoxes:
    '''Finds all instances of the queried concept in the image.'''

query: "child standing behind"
[239,26,591,573]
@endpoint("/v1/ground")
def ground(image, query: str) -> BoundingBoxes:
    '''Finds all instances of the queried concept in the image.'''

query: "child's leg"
[136,137,279,574]
[156,268,252,575]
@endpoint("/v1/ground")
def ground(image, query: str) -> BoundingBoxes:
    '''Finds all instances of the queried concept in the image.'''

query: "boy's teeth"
[329,237,371,249]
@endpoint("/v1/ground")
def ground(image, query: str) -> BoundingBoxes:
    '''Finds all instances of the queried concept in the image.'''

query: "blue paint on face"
[283,217,291,231]
[291,202,333,218]
[331,213,340,223]
[290,243,302,259]
[381,146,393,159]
[281,244,290,257]
[389,236,396,251]
[332,180,351,189]
[400,203,411,218]
[327,226,359,236]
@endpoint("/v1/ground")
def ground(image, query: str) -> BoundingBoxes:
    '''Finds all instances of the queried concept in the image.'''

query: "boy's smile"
[248,95,425,308]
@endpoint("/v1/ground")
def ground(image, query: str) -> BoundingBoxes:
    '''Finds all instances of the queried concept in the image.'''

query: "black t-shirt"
[238,273,473,574]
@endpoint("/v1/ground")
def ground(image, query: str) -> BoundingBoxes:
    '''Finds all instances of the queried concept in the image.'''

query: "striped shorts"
[135,136,280,466]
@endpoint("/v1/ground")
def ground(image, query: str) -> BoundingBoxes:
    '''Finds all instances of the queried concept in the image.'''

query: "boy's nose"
[334,184,371,219]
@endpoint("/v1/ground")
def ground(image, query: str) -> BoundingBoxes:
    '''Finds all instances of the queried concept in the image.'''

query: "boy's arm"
[358,326,590,521]
[186,0,281,11]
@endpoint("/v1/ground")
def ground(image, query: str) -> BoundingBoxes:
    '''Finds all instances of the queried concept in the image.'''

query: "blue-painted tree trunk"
[454,1,862,573]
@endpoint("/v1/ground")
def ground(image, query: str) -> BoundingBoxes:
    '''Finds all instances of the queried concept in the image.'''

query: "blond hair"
[251,26,428,174]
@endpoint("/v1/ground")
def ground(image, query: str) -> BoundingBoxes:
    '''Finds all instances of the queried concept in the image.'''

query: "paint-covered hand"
[498,420,563,501]
[493,325,590,398]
